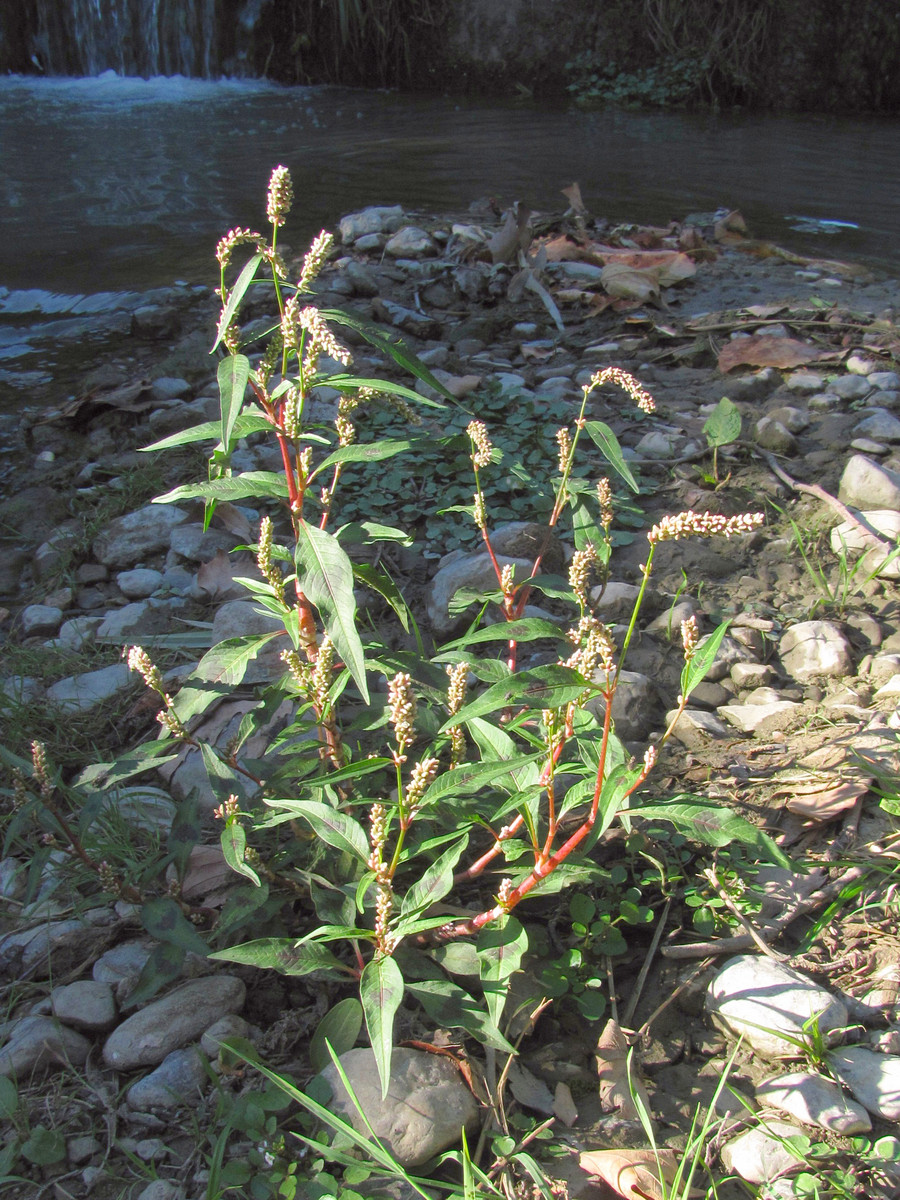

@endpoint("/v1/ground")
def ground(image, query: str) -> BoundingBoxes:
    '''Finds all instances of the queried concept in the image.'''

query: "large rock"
[779,620,853,682]
[50,980,118,1033]
[320,1047,478,1169]
[93,505,189,568]
[838,455,900,511]
[830,510,900,579]
[828,1046,900,1120]
[0,1015,91,1077]
[707,955,848,1059]
[47,663,132,712]
[126,1046,207,1110]
[339,206,404,243]
[103,975,246,1069]
[756,1070,870,1133]
[427,551,533,635]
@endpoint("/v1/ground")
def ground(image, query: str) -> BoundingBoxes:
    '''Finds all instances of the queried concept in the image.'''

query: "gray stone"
[665,707,730,749]
[870,371,900,391]
[779,620,853,682]
[698,634,751,681]
[718,701,800,734]
[126,1046,207,1110]
[720,1121,803,1185]
[854,409,900,442]
[136,1181,186,1200]
[767,405,809,433]
[588,671,657,741]
[169,523,237,562]
[785,371,825,393]
[427,551,533,635]
[150,377,191,402]
[50,980,117,1032]
[830,510,900,579]
[0,1014,91,1077]
[0,858,24,900]
[344,260,380,297]
[96,601,151,640]
[384,227,435,258]
[103,975,246,1069]
[1,675,44,704]
[47,663,132,712]
[117,568,163,598]
[755,417,797,455]
[93,505,189,568]
[707,955,848,1059]
[731,662,778,689]
[756,1070,870,1134]
[830,374,873,400]
[634,429,681,459]
[339,205,404,243]
[590,581,642,623]
[57,615,103,650]
[20,604,63,637]
[828,1046,900,1120]
[320,1047,478,1169]
[67,1135,101,1165]
[209,600,285,683]
[839,454,900,510]
[200,1014,250,1057]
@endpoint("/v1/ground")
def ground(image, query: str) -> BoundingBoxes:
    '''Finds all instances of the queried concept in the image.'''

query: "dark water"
[1,73,899,397]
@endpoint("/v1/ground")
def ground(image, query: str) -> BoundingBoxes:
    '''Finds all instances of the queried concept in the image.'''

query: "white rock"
[117,568,163,598]
[869,371,900,391]
[718,701,800,734]
[756,1070,871,1133]
[320,1047,478,1169]
[103,976,246,1069]
[384,226,435,258]
[838,454,900,511]
[21,604,64,636]
[93,505,189,568]
[665,707,730,750]
[828,1046,900,1119]
[830,509,900,579]
[339,205,404,243]
[47,663,132,712]
[720,1121,802,1184]
[779,620,853,682]
[707,955,848,1059]
[847,353,880,375]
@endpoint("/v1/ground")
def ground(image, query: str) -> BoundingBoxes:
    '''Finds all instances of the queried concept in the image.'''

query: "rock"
[427,551,533,634]
[93,505,189,568]
[590,581,643,622]
[588,671,658,741]
[785,371,824,393]
[869,371,900,391]
[209,599,285,683]
[720,1121,803,1185]
[830,510,900,579]
[828,1046,900,1120]
[103,975,246,1069]
[131,304,180,339]
[126,1046,207,1110]
[57,615,103,650]
[20,603,64,636]
[756,1070,871,1133]
[136,1182,185,1200]
[697,634,750,682]
[150,376,191,402]
[169,523,237,562]
[707,955,848,1059]
[635,429,681,458]
[67,1134,101,1165]
[838,454,900,511]
[200,1014,250,1057]
[665,707,730,749]
[755,417,797,455]
[50,980,117,1032]
[47,663,132,712]
[779,620,853,682]
[0,912,115,978]
[320,1047,478,1169]
[0,1015,91,1077]
[830,374,873,400]
[854,409,900,442]
[384,227,436,258]
[731,662,778,689]
[371,298,439,338]
[117,568,163,598]
[339,206,404,243]
[718,700,801,734]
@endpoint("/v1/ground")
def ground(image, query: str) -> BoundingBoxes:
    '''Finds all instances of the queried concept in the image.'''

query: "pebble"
[103,975,246,1069]
[92,504,189,568]
[665,707,730,749]
[46,663,133,712]
[779,620,854,682]
[20,603,64,636]
[0,1015,92,1077]
[50,980,118,1032]
[136,1182,186,1200]
[707,955,848,1059]
[839,453,900,510]
[117,568,163,598]
[828,1046,900,1120]
[720,1121,803,1184]
[756,1070,871,1133]
[126,1046,207,1110]
[718,700,800,734]
[854,409,900,441]
[320,1047,478,1169]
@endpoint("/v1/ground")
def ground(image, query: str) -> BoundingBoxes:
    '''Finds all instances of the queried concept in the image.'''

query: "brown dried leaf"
[561,182,587,215]
[596,1019,653,1122]
[713,209,747,240]
[717,335,828,373]
[553,1081,578,1127]
[784,777,870,821]
[212,502,255,540]
[168,843,233,902]
[489,202,533,264]
[600,263,661,305]
[578,1149,680,1200]
[543,235,586,263]
[507,1060,555,1115]
[196,550,258,601]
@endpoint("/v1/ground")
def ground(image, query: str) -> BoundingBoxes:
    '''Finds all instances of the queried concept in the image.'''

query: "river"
[1,73,899,399]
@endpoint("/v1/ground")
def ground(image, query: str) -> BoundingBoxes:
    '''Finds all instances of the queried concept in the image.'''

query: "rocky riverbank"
[1,195,900,1198]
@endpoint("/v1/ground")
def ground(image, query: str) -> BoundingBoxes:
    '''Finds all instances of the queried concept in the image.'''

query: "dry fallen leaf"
[553,1081,578,1127]
[561,181,587,216]
[782,776,871,821]
[596,1019,653,1122]
[600,262,661,305]
[717,335,829,373]
[579,1148,681,1200]
[507,1060,555,1115]
[489,202,533,264]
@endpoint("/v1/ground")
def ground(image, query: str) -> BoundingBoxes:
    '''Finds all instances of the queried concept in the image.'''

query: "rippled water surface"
[3,73,900,295]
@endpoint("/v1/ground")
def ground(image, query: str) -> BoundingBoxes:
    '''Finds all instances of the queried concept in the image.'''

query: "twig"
[622,897,671,1027]
[704,866,787,962]
[632,956,717,1042]
[662,865,866,959]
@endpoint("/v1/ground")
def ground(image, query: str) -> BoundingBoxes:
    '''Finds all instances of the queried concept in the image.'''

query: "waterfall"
[28,0,220,77]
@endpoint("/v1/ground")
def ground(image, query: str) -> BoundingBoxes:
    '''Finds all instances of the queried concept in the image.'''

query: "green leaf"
[478,917,527,1028]
[311,437,420,478]
[352,563,410,632]
[220,820,261,886]
[141,896,210,957]
[194,634,281,689]
[360,955,404,1099]
[336,521,413,547]
[703,396,742,448]
[218,353,251,452]
[439,617,564,653]
[209,937,348,977]
[443,664,592,729]
[283,800,370,865]
[320,316,454,406]
[583,421,639,492]
[406,979,515,1052]
[200,742,247,811]
[295,520,369,703]
[418,753,542,808]
[213,251,264,351]
[122,941,186,1009]
[21,1125,65,1167]
[629,799,792,866]
[309,997,363,1074]
[682,619,730,699]
[430,942,482,978]
[141,412,273,452]
[168,790,202,881]
[154,472,290,505]
[398,836,469,921]
[0,1077,18,1121]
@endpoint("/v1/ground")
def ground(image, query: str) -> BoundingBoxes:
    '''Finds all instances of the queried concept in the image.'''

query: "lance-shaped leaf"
[439,616,565,652]
[212,252,263,351]
[310,437,420,479]
[141,411,272,452]
[406,979,515,1052]
[141,896,209,957]
[154,472,290,506]
[218,354,250,453]
[417,754,543,808]
[295,520,369,703]
[682,619,730,699]
[361,955,404,1099]
[209,937,347,977]
[583,421,639,492]
[285,800,370,865]
[320,313,455,405]
[352,563,410,632]
[478,917,527,1028]
[398,835,468,923]
[441,664,592,730]
[220,820,261,886]
[629,799,791,867]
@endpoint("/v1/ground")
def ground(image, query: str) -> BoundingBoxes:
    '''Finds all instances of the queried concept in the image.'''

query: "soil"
[1,200,900,1199]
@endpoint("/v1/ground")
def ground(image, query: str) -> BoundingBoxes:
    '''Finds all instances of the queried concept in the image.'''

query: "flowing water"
[2,72,900,401]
